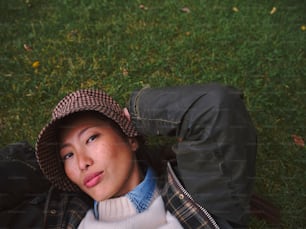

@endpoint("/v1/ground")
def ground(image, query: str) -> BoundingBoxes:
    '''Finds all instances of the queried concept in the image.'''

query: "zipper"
[167,162,220,229]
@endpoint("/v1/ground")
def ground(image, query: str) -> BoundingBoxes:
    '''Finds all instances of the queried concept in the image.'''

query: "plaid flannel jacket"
[44,162,219,229]
[161,162,219,229]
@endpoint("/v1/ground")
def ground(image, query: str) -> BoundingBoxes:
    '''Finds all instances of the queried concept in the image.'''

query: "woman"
[35,83,257,228]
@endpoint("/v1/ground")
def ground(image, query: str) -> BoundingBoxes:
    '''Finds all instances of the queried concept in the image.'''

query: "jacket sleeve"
[128,83,257,227]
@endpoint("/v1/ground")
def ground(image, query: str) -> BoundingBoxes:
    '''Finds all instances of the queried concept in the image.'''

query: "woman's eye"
[62,152,73,161]
[87,134,98,143]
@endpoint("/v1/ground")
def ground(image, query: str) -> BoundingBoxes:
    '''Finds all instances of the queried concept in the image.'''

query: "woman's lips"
[84,171,103,188]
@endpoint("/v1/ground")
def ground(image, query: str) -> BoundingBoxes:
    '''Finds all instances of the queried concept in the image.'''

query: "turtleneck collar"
[93,167,156,219]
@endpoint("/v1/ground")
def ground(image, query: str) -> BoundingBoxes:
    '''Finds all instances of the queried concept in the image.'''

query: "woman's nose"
[77,153,93,170]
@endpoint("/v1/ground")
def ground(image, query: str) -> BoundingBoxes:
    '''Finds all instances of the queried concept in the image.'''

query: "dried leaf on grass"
[291,134,305,147]
[139,5,148,10]
[122,68,129,77]
[181,7,191,13]
[32,61,40,68]
[24,44,33,51]
[232,6,239,12]
[270,7,277,15]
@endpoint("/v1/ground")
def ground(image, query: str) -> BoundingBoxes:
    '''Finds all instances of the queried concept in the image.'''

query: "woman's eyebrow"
[59,143,68,150]
[59,126,93,150]
[78,126,93,138]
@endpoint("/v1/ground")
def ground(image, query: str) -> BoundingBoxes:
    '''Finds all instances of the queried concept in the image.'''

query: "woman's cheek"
[64,161,77,181]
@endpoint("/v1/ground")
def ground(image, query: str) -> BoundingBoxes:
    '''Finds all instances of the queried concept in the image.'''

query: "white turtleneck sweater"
[78,168,183,229]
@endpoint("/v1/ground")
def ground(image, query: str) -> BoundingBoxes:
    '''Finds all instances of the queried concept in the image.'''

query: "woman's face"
[58,112,141,201]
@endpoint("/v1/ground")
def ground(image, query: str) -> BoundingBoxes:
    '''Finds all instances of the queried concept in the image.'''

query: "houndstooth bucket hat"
[36,89,138,192]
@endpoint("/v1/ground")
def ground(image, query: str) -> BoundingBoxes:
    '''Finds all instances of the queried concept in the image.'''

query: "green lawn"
[1,0,305,227]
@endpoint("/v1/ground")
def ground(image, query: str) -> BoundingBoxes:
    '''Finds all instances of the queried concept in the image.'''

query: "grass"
[1,0,305,227]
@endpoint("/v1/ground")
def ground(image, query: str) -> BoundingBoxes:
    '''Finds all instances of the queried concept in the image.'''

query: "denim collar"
[94,167,156,219]
[126,167,156,213]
